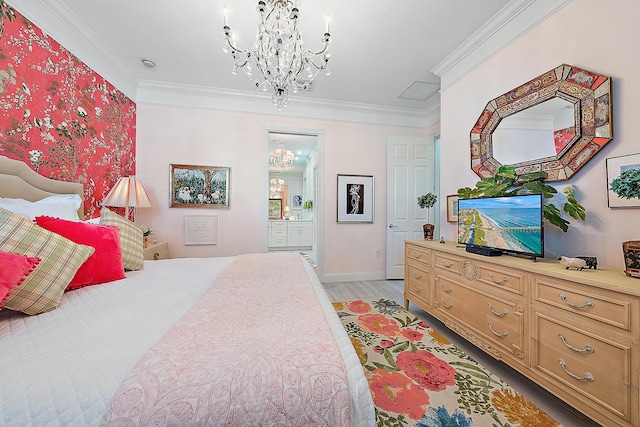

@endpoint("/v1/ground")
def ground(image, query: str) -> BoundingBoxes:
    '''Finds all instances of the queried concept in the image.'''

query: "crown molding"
[10,0,139,98]
[137,80,440,129]
[432,0,572,90]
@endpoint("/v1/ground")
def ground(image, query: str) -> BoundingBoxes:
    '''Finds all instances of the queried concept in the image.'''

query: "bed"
[0,156,375,426]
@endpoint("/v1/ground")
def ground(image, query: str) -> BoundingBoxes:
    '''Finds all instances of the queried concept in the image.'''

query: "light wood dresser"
[404,240,639,427]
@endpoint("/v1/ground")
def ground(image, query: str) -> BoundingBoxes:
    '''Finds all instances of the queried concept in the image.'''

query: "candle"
[223,8,228,26]
[325,20,330,34]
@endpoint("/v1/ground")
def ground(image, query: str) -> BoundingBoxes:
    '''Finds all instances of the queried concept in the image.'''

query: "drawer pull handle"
[440,298,453,309]
[558,292,595,309]
[153,252,160,260]
[488,304,508,317]
[413,251,422,259]
[558,333,594,354]
[412,284,423,292]
[488,272,508,285]
[558,358,595,382]
[413,272,423,279]
[440,258,454,268]
[488,322,508,337]
[440,283,453,293]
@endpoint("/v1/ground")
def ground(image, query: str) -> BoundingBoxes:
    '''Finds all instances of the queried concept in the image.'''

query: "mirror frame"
[470,64,613,181]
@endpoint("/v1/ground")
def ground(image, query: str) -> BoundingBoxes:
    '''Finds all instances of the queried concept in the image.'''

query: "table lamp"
[102,176,152,221]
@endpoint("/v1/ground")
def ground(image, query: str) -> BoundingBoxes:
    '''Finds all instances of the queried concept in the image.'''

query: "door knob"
[388,224,398,228]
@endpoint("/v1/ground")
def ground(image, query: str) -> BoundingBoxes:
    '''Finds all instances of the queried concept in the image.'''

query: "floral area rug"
[333,299,560,427]
[299,251,317,272]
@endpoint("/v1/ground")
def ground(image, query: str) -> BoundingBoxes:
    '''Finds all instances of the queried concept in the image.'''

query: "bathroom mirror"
[470,64,613,181]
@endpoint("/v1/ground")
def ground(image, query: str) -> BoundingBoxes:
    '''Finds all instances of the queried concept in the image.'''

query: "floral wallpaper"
[0,3,136,218]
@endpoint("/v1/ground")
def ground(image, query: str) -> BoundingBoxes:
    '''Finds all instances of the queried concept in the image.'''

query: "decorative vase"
[423,224,434,241]
[622,240,640,278]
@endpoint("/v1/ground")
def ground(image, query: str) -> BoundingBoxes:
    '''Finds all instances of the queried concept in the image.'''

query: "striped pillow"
[99,208,144,271]
[0,207,95,315]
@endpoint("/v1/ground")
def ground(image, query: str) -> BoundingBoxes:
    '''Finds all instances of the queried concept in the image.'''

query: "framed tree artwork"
[170,164,230,208]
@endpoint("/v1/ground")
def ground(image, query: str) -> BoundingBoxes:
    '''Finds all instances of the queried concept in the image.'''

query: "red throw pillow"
[0,251,40,306]
[35,216,126,289]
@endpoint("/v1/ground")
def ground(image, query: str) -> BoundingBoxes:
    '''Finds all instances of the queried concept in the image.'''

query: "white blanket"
[0,256,374,427]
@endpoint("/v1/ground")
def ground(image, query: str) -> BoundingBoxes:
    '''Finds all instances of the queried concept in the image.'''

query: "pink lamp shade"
[102,176,152,219]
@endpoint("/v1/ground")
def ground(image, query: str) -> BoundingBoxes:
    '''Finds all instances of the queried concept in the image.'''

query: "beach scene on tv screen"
[458,196,543,255]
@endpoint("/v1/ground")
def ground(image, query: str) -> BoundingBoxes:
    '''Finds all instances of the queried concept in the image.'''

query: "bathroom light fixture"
[269,141,295,172]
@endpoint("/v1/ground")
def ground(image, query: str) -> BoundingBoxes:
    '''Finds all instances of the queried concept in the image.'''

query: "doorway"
[264,130,323,274]
[385,136,437,279]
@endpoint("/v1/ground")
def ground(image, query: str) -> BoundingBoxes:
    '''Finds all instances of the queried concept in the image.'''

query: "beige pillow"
[99,208,144,271]
[0,207,95,315]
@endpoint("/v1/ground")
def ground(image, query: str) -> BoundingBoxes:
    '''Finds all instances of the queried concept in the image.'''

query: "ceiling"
[12,0,512,113]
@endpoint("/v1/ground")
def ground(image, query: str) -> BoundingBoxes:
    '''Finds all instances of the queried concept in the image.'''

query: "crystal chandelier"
[223,0,332,110]
[269,141,295,171]
[270,174,285,194]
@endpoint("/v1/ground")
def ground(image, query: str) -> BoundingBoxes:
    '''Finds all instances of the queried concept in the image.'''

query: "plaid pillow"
[99,208,144,271]
[0,207,95,315]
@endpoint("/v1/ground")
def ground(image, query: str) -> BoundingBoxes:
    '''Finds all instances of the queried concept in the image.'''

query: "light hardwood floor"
[322,279,600,427]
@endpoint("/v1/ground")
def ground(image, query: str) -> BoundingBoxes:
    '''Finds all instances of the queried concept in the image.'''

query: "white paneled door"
[386,137,435,279]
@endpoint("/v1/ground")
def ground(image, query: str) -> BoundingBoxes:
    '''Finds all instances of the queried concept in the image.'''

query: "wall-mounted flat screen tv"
[457,194,544,260]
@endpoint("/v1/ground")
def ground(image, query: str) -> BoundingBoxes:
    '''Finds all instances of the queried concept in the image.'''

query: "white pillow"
[0,194,82,221]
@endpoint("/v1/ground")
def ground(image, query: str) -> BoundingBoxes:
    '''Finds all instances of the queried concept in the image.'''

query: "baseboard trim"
[320,271,387,283]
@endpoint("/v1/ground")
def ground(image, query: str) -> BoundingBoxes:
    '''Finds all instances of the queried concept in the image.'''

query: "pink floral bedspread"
[101,253,351,426]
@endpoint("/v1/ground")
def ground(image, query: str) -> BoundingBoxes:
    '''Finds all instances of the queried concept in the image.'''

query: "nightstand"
[143,241,169,260]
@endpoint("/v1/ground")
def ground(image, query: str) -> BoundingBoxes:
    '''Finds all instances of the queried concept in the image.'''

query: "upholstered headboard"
[0,156,84,218]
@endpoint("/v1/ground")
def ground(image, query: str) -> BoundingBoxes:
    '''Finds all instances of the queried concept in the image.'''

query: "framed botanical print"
[337,174,374,223]
[268,198,283,219]
[446,194,459,222]
[170,164,230,208]
[606,153,640,208]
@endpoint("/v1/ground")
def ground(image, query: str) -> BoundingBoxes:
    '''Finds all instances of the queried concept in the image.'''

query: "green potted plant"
[457,165,586,233]
[610,167,640,277]
[417,192,437,240]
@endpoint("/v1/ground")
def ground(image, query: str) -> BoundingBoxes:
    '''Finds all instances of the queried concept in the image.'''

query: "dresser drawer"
[270,237,287,247]
[476,262,527,296]
[270,221,287,229]
[271,228,287,238]
[533,313,636,421]
[534,275,637,337]
[406,245,431,266]
[432,251,462,274]
[434,274,526,361]
[406,262,431,306]
[143,241,168,260]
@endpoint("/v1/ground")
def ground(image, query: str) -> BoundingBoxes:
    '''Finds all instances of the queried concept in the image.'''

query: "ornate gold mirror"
[470,64,613,181]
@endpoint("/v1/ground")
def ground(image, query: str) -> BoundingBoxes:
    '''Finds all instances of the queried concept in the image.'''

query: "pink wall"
[439,0,640,269]
[0,7,136,218]
[135,104,435,279]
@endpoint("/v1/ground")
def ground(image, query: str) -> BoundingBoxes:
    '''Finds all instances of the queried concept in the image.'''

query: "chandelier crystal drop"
[223,0,332,110]
[269,141,295,171]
